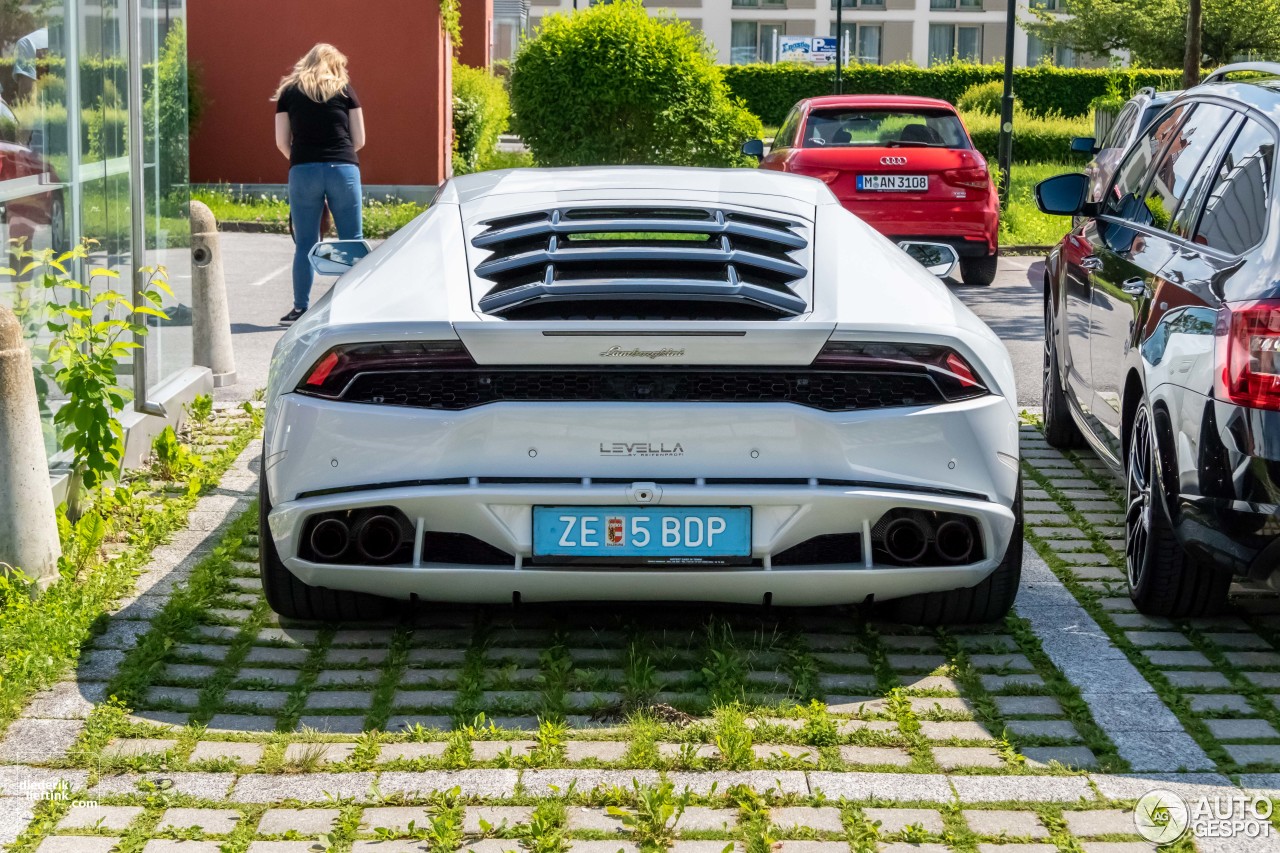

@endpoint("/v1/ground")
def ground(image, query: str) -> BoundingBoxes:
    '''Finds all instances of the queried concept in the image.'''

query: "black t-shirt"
[276,84,361,167]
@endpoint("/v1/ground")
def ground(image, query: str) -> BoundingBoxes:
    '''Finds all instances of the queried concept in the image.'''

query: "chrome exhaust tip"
[935,519,976,564]
[309,517,351,561]
[883,517,930,565]
[353,513,404,563]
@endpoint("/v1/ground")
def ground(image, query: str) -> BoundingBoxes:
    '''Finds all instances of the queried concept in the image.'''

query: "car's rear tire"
[1043,299,1086,449]
[259,468,390,622]
[960,254,998,287]
[1125,403,1230,617]
[886,478,1023,626]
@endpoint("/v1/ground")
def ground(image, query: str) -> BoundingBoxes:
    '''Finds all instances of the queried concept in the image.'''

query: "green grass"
[191,188,426,239]
[1001,161,1076,247]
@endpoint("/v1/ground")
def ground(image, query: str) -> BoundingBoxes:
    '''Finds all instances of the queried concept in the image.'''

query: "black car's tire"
[1042,300,1086,449]
[259,468,390,622]
[887,478,1023,626]
[960,254,999,287]
[1125,403,1230,617]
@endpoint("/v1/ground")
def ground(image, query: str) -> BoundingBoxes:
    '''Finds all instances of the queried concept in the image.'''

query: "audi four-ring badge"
[260,166,1022,625]
[757,94,1002,286]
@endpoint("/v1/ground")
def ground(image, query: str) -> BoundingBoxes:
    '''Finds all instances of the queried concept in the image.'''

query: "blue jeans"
[288,162,363,310]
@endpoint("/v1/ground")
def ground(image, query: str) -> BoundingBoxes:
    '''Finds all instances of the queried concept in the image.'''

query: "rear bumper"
[836,198,998,256]
[268,483,1014,605]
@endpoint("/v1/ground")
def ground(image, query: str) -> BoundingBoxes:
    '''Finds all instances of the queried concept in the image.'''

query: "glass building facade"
[0,0,192,463]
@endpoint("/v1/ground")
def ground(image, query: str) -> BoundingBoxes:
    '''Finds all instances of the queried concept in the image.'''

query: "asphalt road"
[216,231,1047,407]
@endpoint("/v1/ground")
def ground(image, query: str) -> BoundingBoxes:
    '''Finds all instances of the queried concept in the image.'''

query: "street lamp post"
[995,0,1016,204]
[834,0,843,94]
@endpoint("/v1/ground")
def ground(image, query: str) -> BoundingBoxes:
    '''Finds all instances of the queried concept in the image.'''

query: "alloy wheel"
[1126,405,1154,588]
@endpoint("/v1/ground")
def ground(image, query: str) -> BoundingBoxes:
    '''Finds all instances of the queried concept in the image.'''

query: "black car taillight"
[812,341,988,402]
[297,340,475,399]
[1216,300,1280,411]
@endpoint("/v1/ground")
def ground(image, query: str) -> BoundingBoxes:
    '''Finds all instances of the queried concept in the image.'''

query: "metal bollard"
[190,200,236,387]
[0,304,61,587]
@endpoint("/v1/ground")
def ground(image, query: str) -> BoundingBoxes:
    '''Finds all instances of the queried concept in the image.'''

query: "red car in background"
[752,95,999,286]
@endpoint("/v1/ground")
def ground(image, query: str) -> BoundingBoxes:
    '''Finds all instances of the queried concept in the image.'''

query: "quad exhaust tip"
[309,518,351,561]
[935,519,976,564]
[353,513,404,563]
[883,517,930,564]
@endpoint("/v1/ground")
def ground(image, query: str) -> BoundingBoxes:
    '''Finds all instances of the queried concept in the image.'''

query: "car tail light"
[790,166,840,184]
[812,341,988,401]
[942,166,990,190]
[298,340,475,399]
[1215,300,1280,410]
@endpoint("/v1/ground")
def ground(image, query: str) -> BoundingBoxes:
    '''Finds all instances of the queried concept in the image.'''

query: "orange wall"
[459,0,494,69]
[188,0,452,188]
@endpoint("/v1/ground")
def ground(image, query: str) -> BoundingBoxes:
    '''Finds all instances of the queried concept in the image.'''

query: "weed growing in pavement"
[800,699,840,746]
[532,717,567,766]
[184,393,214,424]
[702,621,747,706]
[607,780,690,852]
[516,799,569,853]
[623,640,661,703]
[151,425,204,482]
[712,704,753,769]
[536,642,573,717]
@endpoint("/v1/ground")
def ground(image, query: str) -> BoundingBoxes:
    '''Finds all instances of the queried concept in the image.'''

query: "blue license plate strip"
[532,506,752,566]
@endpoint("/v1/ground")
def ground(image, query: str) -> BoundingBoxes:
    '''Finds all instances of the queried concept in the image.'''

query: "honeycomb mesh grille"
[337,369,946,412]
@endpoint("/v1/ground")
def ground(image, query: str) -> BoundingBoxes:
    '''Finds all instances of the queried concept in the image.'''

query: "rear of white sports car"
[261,167,1021,624]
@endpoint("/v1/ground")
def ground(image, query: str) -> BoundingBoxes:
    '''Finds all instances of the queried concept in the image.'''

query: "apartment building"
[526,0,1089,68]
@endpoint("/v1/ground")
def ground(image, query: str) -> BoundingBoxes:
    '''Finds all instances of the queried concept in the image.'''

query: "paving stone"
[142,685,201,707]
[992,696,1064,716]
[567,843,639,853]
[1224,744,1280,765]
[1162,671,1232,689]
[1204,633,1272,649]
[962,809,1049,838]
[92,620,152,650]
[157,807,242,834]
[949,775,1094,803]
[256,808,341,836]
[304,690,372,711]
[1244,672,1280,688]
[1062,810,1137,836]
[284,742,357,765]
[769,807,843,833]
[905,696,973,715]
[658,742,718,760]
[379,742,448,762]
[967,654,1035,671]
[669,844,743,853]
[394,690,459,709]
[245,844,323,853]
[188,741,266,764]
[567,807,627,833]
[1142,650,1213,667]
[817,673,877,691]
[771,844,847,853]
[1077,845,1157,853]
[0,718,85,762]
[919,721,994,741]
[205,714,277,733]
[885,653,947,671]
[361,806,438,832]
[454,842,523,853]
[808,771,950,801]
[898,674,962,693]
[1021,746,1099,769]
[565,741,630,763]
[296,715,367,734]
[752,743,818,762]
[24,681,108,719]
[1188,694,1255,714]
[232,772,377,802]
[1005,720,1081,740]
[1206,718,1280,740]
[861,808,944,834]
[75,649,127,681]
[235,668,302,686]
[812,652,872,669]
[162,663,220,682]
[56,804,144,831]
[102,737,177,758]
[932,747,1007,769]
[463,806,535,834]
[472,740,536,761]
[174,643,232,661]
[975,846,1057,853]
[1226,651,1280,668]
[1126,631,1193,648]
[142,843,224,853]
[243,647,308,665]
[325,648,389,665]
[223,689,290,710]
[257,627,321,645]
[836,719,898,734]
[838,745,912,766]
[979,673,1045,691]
[383,715,456,733]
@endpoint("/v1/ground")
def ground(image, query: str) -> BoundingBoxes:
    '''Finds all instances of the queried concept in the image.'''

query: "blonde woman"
[273,43,366,324]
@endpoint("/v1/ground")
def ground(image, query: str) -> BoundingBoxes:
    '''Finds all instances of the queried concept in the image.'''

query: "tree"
[510,1,762,167]
[1184,0,1201,88]
[1025,0,1280,68]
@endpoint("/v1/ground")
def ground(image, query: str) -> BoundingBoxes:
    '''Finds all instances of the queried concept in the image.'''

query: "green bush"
[722,62,1182,125]
[453,60,511,175]
[957,80,1006,115]
[962,108,1092,163]
[510,1,762,167]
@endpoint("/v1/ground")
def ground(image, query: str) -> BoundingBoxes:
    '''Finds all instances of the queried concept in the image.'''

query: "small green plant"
[957,80,1008,115]
[532,717,567,765]
[55,508,107,582]
[899,821,931,843]
[800,699,840,747]
[516,799,568,853]
[606,780,689,851]
[418,787,465,851]
[6,240,170,518]
[151,425,203,481]
[185,393,213,424]
[711,704,753,769]
[624,642,660,702]
[701,621,746,705]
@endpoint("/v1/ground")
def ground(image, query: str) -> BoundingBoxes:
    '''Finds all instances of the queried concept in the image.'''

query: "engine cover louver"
[470,206,810,319]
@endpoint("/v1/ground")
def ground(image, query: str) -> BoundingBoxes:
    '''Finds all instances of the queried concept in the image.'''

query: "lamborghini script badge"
[600,442,685,457]
[599,346,685,359]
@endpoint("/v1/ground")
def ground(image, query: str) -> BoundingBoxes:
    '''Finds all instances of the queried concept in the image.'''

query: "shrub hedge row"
[961,109,1092,163]
[452,61,510,175]
[724,62,1182,125]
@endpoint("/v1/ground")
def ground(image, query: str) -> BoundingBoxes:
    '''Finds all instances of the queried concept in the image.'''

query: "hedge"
[452,61,510,175]
[962,109,1092,163]
[724,62,1182,125]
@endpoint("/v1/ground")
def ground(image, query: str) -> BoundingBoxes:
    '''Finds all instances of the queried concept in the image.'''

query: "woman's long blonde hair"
[272,43,350,103]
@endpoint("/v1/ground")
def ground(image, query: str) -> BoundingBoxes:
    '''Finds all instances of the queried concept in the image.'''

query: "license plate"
[857,174,929,192]
[532,506,751,565]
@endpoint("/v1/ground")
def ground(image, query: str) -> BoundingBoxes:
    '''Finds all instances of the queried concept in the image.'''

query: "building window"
[1030,0,1060,9]
[731,21,784,63]
[734,0,786,7]
[830,22,882,64]
[928,23,981,64]
[830,0,885,8]
[1026,33,1079,66]
[930,0,982,8]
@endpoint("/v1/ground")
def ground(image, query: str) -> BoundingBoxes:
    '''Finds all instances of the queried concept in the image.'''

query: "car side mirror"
[308,239,373,276]
[1070,136,1098,155]
[741,139,765,160]
[898,241,959,279]
[1035,174,1092,216]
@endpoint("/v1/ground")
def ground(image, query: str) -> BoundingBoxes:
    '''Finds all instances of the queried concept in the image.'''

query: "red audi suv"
[750,95,999,286]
